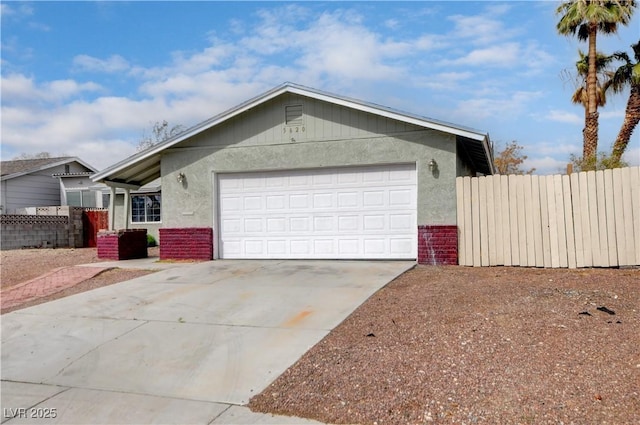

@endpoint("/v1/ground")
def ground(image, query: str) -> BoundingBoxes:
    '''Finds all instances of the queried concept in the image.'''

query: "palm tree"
[609,41,640,164]
[571,50,614,110]
[556,0,636,169]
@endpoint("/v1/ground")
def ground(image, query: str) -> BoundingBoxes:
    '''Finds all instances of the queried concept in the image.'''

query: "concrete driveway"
[1,260,413,424]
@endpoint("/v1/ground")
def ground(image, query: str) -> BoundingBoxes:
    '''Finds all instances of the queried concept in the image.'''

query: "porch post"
[123,188,131,230]
[108,186,116,230]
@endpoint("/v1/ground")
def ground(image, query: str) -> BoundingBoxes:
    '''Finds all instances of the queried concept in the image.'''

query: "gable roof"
[1,157,97,181]
[93,82,494,187]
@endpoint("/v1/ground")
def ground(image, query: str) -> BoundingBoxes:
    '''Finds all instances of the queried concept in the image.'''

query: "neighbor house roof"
[1,157,97,181]
[93,82,495,187]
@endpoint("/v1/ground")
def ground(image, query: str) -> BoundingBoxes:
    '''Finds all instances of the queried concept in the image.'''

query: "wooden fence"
[456,166,640,268]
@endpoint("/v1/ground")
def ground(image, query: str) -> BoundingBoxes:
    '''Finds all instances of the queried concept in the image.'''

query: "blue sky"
[1,1,638,175]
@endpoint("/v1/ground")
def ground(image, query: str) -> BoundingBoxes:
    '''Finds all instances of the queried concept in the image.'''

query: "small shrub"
[147,234,157,247]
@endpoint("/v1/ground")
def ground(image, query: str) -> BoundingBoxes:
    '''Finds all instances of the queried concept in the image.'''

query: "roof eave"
[93,82,493,181]
[2,157,97,181]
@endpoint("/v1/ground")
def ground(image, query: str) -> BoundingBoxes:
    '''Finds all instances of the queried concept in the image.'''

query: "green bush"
[147,234,157,247]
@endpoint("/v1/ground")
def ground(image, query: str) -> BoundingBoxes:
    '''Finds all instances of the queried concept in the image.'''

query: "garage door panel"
[218,164,416,259]
[363,215,385,231]
[266,195,285,210]
[244,240,263,254]
[390,214,413,230]
[389,189,413,206]
[313,216,334,231]
[267,240,286,255]
[364,239,386,254]
[337,192,358,207]
[389,168,414,182]
[338,216,358,231]
[290,194,309,209]
[363,191,385,207]
[221,196,241,212]
[290,217,310,231]
[390,238,413,255]
[266,176,286,188]
[266,218,286,232]
[290,240,310,254]
[222,218,241,233]
[338,239,359,254]
[314,239,334,255]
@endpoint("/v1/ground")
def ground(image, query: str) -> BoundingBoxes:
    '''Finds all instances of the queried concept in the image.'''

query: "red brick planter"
[159,227,213,261]
[418,225,458,265]
[97,229,148,260]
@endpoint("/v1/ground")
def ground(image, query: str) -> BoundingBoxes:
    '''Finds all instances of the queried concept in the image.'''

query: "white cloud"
[414,34,449,51]
[440,43,521,68]
[521,41,557,76]
[384,19,400,30]
[0,3,33,18]
[600,109,624,120]
[447,6,517,46]
[28,21,50,32]
[1,74,101,104]
[623,147,640,166]
[456,91,544,120]
[73,54,130,73]
[418,72,473,91]
[524,156,571,176]
[534,141,582,156]
[169,43,235,75]
[547,109,582,124]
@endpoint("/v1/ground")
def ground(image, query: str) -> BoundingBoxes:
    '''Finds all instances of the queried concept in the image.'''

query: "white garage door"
[217,164,417,259]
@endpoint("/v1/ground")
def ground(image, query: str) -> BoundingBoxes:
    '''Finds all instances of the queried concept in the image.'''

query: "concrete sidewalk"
[2,260,414,424]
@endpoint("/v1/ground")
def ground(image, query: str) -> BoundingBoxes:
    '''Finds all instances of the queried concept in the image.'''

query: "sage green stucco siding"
[159,94,460,230]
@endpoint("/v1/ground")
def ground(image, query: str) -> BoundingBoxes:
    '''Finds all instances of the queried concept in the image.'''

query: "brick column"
[97,229,148,260]
[417,225,458,265]
[159,227,213,261]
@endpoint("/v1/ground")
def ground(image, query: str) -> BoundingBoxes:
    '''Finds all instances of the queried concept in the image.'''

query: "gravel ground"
[0,247,159,312]
[249,265,640,425]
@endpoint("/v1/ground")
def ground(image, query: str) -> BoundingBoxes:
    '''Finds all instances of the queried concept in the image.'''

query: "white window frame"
[131,193,162,223]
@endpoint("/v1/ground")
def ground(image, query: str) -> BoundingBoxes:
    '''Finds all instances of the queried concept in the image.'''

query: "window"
[285,104,303,125]
[131,194,161,223]
[66,191,81,207]
[66,190,96,207]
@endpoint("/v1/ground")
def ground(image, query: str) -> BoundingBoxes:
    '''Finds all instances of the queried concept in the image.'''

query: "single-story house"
[93,83,494,264]
[0,157,97,214]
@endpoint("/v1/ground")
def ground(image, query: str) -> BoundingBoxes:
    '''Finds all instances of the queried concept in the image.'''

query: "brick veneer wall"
[159,227,213,261]
[417,225,458,265]
[97,229,148,260]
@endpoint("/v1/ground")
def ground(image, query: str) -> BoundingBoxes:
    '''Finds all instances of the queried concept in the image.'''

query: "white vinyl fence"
[456,166,640,268]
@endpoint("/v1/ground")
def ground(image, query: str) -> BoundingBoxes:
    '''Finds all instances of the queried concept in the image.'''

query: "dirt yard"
[250,265,640,425]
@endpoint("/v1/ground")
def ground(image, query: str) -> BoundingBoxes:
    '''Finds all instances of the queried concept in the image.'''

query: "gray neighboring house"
[93,83,494,263]
[0,157,98,214]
